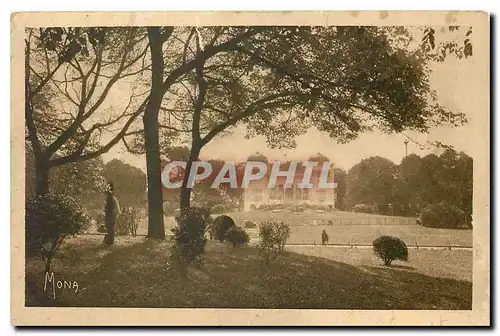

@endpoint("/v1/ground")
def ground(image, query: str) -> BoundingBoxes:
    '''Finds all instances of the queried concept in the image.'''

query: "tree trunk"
[35,157,49,196]
[144,115,165,239]
[180,143,201,209]
[144,28,166,240]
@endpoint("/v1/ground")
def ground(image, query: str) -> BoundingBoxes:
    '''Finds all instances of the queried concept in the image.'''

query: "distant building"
[243,152,336,211]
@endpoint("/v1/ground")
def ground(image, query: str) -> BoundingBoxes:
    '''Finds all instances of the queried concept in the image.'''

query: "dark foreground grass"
[26,236,472,309]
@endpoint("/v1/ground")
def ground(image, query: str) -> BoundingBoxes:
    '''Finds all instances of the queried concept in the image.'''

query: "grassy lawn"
[226,209,418,226]
[245,225,472,247]
[119,210,472,247]
[225,210,472,247]
[286,246,472,282]
[26,235,472,309]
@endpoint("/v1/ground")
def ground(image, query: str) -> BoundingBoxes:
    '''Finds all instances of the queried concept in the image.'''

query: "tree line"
[339,148,473,218]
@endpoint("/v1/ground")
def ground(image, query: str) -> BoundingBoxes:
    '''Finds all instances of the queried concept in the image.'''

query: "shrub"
[172,206,211,266]
[257,203,289,211]
[26,194,91,272]
[353,204,371,214]
[116,213,129,236]
[225,226,250,247]
[116,207,139,236]
[291,204,305,213]
[372,236,408,266]
[211,204,225,214]
[275,221,291,251]
[309,204,329,211]
[213,215,236,242]
[243,220,257,228]
[421,203,470,229]
[129,210,140,236]
[258,221,291,265]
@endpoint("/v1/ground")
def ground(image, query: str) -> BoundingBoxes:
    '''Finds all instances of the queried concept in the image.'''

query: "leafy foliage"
[225,226,250,247]
[212,215,236,242]
[353,204,377,214]
[116,207,140,236]
[103,159,147,208]
[211,204,225,214]
[372,236,409,266]
[346,156,398,213]
[345,149,473,218]
[25,194,91,272]
[163,27,468,152]
[243,220,257,228]
[421,203,471,229]
[172,207,211,265]
[256,203,334,212]
[25,144,106,209]
[37,27,107,63]
[421,26,473,61]
[258,221,291,265]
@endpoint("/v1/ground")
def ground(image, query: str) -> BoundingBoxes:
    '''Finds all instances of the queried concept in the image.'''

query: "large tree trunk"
[144,28,166,240]
[144,115,165,239]
[35,157,49,196]
[180,144,201,210]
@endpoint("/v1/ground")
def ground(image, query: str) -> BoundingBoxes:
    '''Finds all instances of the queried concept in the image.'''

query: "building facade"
[243,152,336,211]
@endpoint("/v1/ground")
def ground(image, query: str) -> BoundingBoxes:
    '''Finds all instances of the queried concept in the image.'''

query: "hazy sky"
[102,42,480,172]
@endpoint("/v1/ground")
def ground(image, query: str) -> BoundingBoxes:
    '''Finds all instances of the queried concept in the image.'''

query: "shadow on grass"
[25,237,472,310]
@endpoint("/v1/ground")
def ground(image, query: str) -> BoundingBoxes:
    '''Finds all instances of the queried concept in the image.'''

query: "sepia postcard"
[11,11,490,326]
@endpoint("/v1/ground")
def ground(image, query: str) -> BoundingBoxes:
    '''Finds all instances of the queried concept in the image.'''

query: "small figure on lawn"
[104,182,121,245]
[321,229,329,245]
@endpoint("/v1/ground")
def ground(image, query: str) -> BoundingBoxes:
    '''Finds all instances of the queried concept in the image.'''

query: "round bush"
[259,221,290,252]
[211,204,225,214]
[173,206,211,264]
[213,215,236,242]
[243,220,257,228]
[421,208,440,228]
[354,204,371,214]
[225,226,249,247]
[291,204,305,213]
[372,235,408,266]
[25,194,91,258]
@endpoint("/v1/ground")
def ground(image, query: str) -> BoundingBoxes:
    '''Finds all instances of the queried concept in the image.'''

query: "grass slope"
[121,210,472,247]
[26,236,471,309]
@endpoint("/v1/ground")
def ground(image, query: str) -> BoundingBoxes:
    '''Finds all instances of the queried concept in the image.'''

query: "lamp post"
[404,139,409,157]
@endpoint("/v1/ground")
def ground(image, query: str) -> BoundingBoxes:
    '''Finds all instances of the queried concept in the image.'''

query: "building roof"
[308,153,330,163]
[246,152,269,163]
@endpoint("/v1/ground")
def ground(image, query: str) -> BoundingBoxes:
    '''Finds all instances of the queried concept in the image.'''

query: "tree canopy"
[345,149,473,216]
[103,159,147,208]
